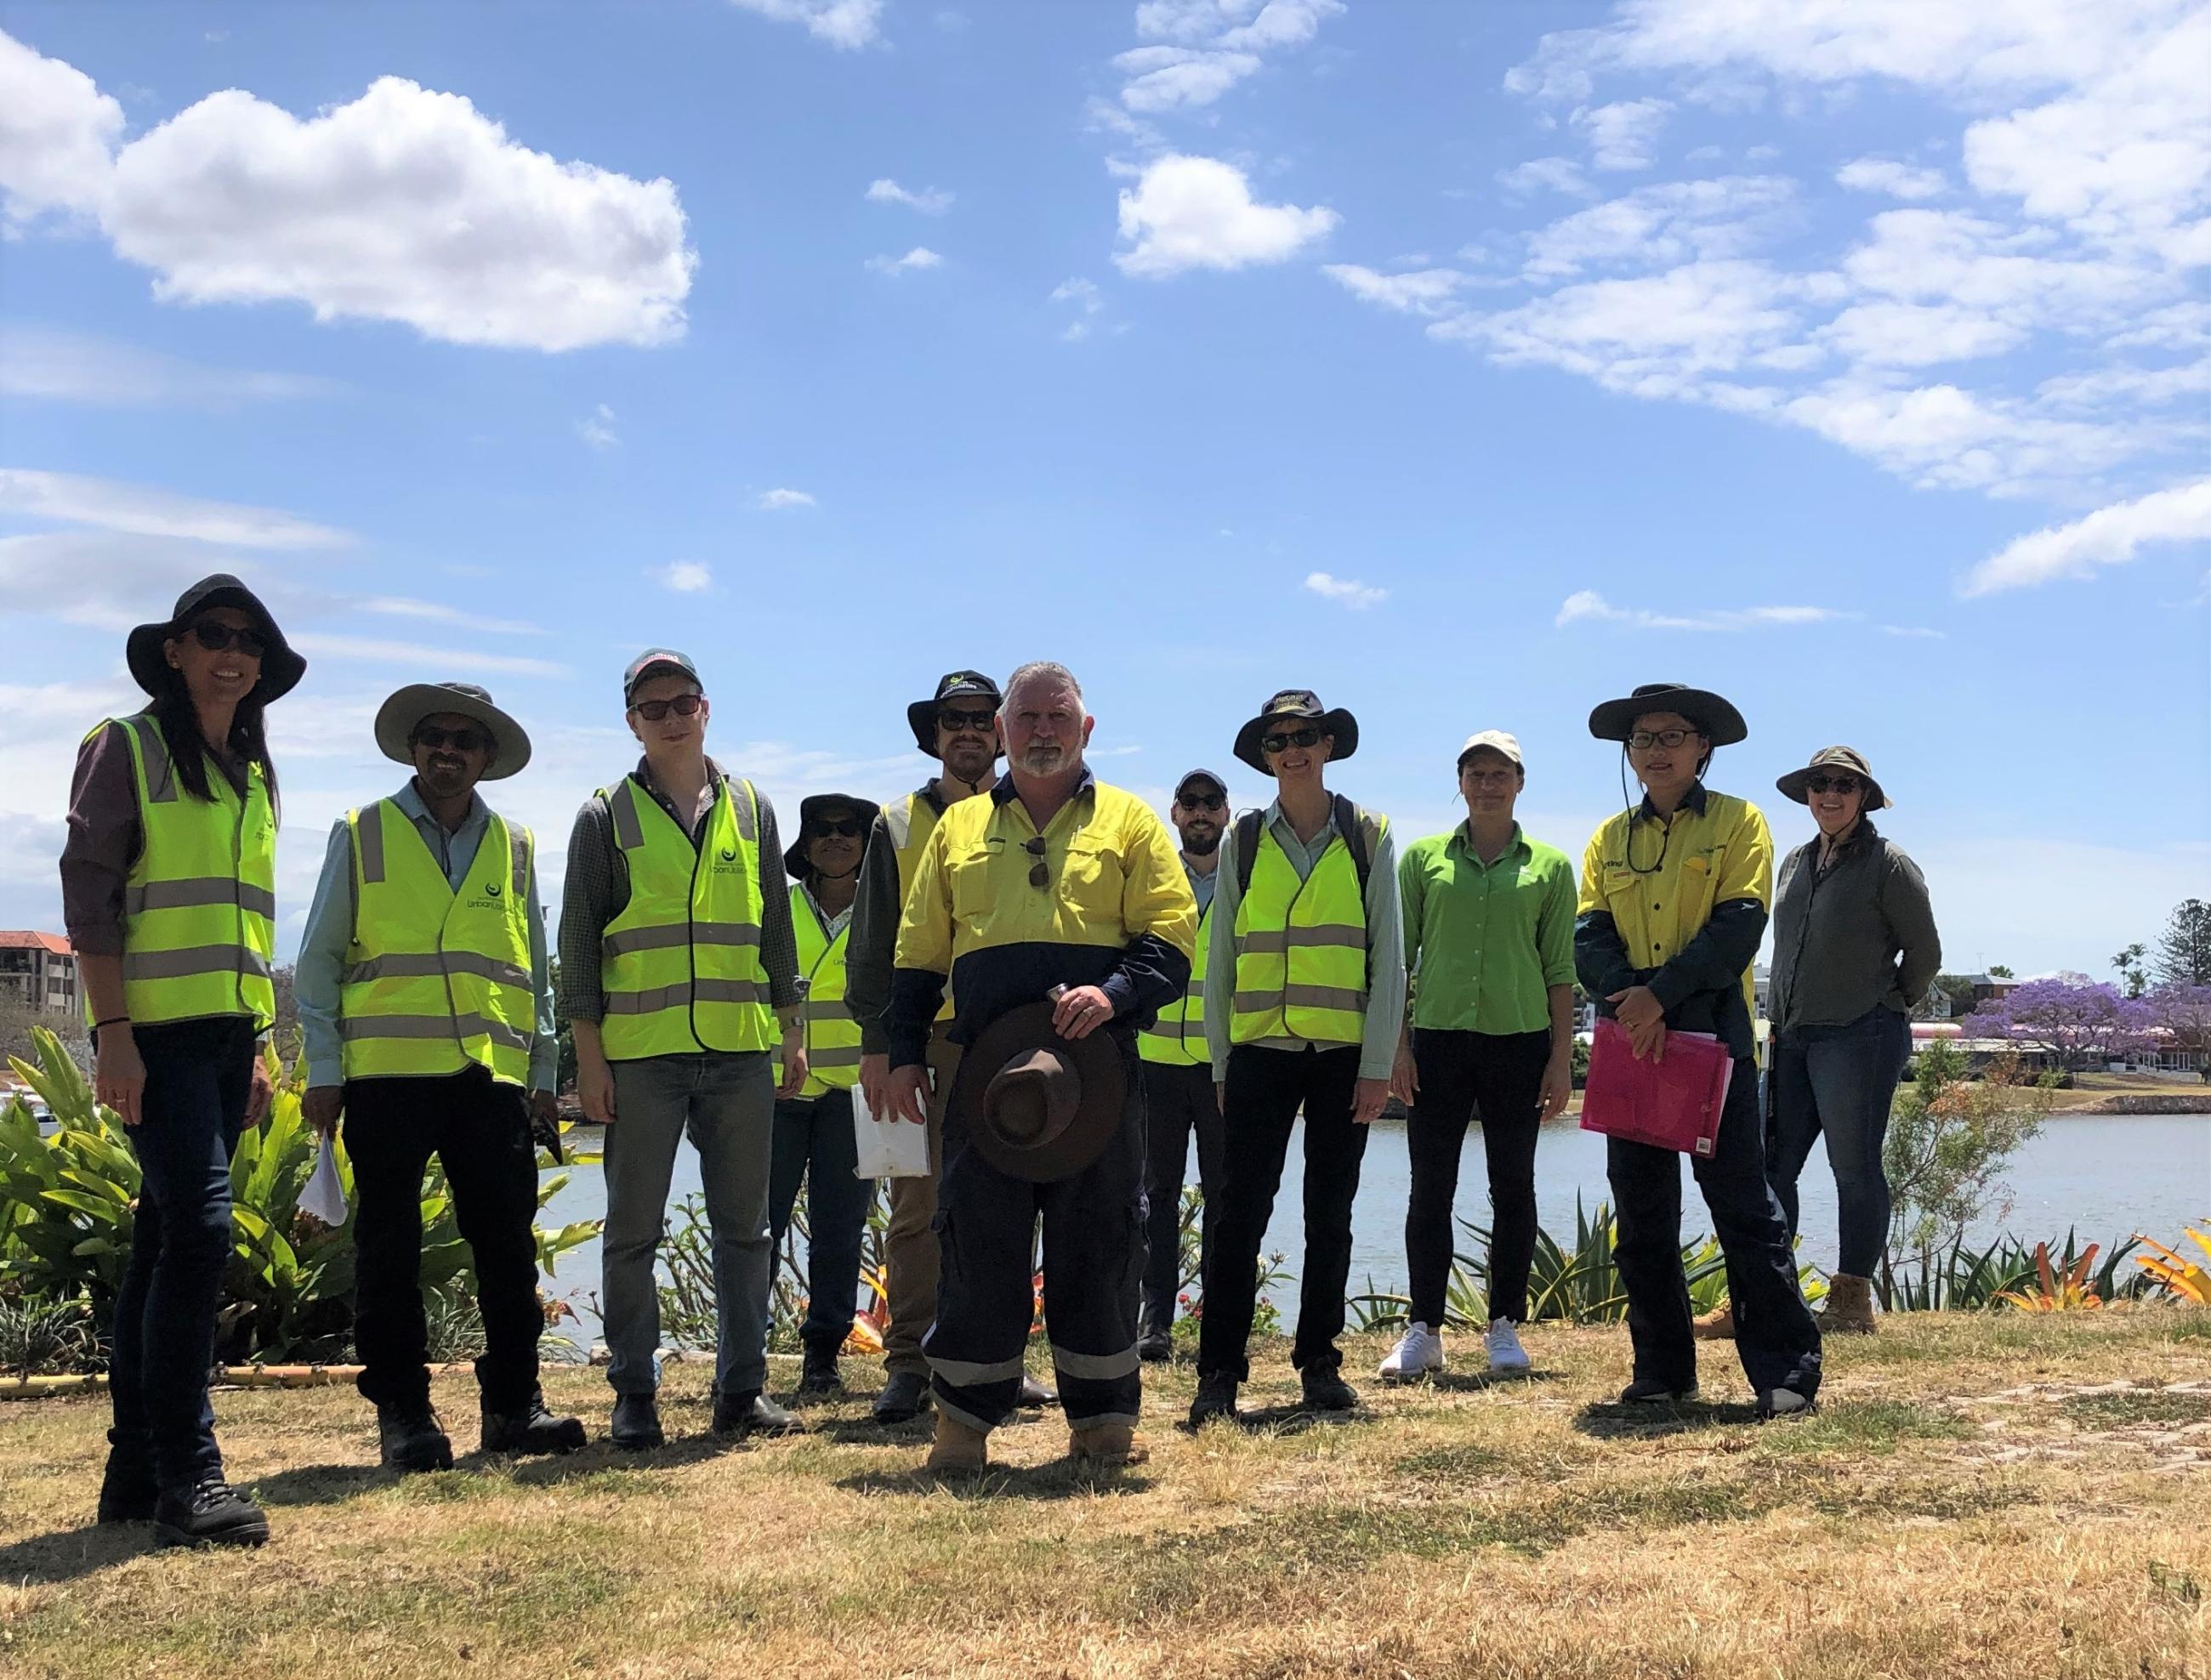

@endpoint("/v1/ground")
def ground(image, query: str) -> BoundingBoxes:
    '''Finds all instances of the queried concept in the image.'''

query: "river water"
[538,1110,2211,1337]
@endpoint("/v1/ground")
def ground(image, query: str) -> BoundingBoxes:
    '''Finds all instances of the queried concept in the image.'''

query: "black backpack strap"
[1332,793,1376,899]
[1233,809,1264,899]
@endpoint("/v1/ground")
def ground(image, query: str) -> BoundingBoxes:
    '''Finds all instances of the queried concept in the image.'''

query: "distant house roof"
[0,931,71,956]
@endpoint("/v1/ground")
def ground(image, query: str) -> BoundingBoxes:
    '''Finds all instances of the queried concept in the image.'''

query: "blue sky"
[2,0,2205,980]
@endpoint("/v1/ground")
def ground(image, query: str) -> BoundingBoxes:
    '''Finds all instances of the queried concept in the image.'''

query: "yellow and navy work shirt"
[1574,784,1772,1059]
[884,769,1197,1070]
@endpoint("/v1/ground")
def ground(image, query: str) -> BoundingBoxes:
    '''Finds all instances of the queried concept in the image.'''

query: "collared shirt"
[846,776,949,1057]
[799,882,855,944]
[554,756,800,1026]
[1770,817,1941,1030]
[1203,795,1407,1083]
[884,768,1196,1071]
[1574,783,1772,1059]
[295,781,558,1093]
[1400,821,1576,1036]
[1184,853,1219,917]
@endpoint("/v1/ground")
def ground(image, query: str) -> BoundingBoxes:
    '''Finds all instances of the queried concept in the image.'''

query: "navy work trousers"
[1139,1059,1222,1337]
[766,1089,872,1358]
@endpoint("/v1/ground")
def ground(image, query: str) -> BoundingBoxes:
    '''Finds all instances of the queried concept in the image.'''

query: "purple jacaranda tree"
[1961,974,2157,1072]
[2147,984,2211,1081]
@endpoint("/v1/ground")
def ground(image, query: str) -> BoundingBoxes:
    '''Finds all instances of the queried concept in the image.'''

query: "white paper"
[853,1084,931,1179]
[301,1142,347,1224]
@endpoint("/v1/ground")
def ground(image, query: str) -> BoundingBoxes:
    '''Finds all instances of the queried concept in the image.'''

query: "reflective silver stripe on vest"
[732,779,759,843]
[341,951,533,990]
[608,781,645,851]
[600,922,764,962]
[509,826,530,896]
[125,878,276,917]
[600,978,769,1014]
[803,998,850,1020]
[884,797,913,849]
[1229,983,1367,1014]
[1050,1342,1142,1382]
[356,803,386,885]
[808,1045,862,1069]
[339,1014,530,1052]
[128,716,179,805]
[123,945,274,982]
[926,1351,1027,1388]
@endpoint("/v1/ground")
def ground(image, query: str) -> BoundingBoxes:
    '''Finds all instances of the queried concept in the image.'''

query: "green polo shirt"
[1400,822,1576,1036]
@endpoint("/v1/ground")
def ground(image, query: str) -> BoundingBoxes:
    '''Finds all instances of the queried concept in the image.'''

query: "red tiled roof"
[0,931,72,956]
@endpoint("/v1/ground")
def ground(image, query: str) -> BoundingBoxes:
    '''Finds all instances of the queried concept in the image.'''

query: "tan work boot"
[1068,1422,1151,1467]
[924,1411,989,1473]
[1691,1302,1736,1341]
[1816,1274,1877,1335]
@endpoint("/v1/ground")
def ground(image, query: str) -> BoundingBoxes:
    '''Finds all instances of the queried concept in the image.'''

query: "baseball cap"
[1174,769,1229,800]
[1457,729,1524,768]
[623,648,701,702]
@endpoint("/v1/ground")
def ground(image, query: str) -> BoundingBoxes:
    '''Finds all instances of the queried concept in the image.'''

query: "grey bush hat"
[1777,746,1890,810]
[1232,689,1359,774]
[375,683,531,780]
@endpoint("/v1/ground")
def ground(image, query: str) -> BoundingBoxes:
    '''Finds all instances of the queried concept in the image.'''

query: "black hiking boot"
[713,1389,805,1439]
[610,1392,663,1450]
[153,1476,269,1549]
[1186,1371,1239,1428]
[378,1404,454,1474]
[480,1392,587,1456]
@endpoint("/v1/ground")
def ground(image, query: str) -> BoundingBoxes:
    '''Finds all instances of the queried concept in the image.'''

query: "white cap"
[1457,729,1523,768]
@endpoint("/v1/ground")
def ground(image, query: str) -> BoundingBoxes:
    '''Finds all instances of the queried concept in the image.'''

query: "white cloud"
[1321,264,1469,316]
[1835,156,1947,200]
[1882,624,1947,639]
[1496,156,1594,198]
[727,0,884,49]
[1574,98,1673,170]
[360,597,544,637]
[1817,301,2026,367]
[865,246,943,275]
[1962,479,2211,596]
[1556,589,1856,631]
[0,28,122,223]
[1115,0,1340,113]
[1303,570,1388,609]
[1113,46,1264,112]
[0,325,336,406]
[0,467,350,548]
[1520,174,1796,279]
[866,177,954,214]
[577,403,619,450]
[289,633,569,678]
[1216,0,1344,51]
[1113,154,1337,278]
[1052,276,1107,341]
[656,560,713,593]
[757,487,817,509]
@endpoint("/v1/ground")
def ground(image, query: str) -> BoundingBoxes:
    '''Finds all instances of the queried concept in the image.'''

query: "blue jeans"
[108,1016,254,1493]
[766,1090,871,1358]
[1766,1006,1913,1277]
[602,1052,775,1399]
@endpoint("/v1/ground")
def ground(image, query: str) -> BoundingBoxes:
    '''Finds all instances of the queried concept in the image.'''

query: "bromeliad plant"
[2134,1229,2211,1303]
[1996,1241,2106,1312]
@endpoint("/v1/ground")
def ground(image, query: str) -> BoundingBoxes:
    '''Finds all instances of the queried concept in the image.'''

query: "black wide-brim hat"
[1587,681,1747,747]
[782,792,884,878]
[374,683,533,780]
[907,669,1006,758]
[1232,688,1360,774]
[1777,745,1891,810]
[948,999,1128,1184]
[126,573,306,704]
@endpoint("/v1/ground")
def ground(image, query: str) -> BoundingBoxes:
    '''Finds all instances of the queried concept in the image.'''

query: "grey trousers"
[601,1051,776,1399]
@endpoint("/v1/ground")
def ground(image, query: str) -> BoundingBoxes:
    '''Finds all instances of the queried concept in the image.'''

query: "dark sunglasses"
[631,693,705,722]
[808,818,867,839]
[1806,774,1864,796]
[939,707,997,734]
[412,725,491,753]
[1023,835,1048,889]
[1260,725,1322,755]
[185,621,268,658]
[1178,793,1226,812]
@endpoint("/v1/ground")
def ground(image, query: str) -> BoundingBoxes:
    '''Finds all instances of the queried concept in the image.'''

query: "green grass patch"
[1754,1399,1976,1456]
[2060,1388,2211,1427]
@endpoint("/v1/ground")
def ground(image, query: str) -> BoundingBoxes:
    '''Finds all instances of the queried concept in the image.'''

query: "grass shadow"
[833,1460,1157,1501]
[1420,1368,1565,1394]
[495,1434,737,1482]
[1572,1398,1764,1439]
[0,1522,157,1586]
[242,1462,387,1508]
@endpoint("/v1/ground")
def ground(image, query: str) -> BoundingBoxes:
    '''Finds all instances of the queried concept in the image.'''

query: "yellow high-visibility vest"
[884,791,954,1024]
[1139,892,1211,1066]
[792,883,860,1095]
[94,713,276,1030]
[339,800,535,1085]
[1230,818,1380,1047]
[598,775,776,1059]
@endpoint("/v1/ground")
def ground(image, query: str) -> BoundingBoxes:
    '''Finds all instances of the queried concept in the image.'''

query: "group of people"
[59,573,1940,1546]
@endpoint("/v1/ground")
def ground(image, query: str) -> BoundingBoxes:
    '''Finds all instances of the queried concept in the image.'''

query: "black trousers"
[343,1065,545,1416]
[1140,1059,1224,1336]
[1406,1028,1553,1327]
[1197,1042,1367,1382]
[1607,1059,1822,1400]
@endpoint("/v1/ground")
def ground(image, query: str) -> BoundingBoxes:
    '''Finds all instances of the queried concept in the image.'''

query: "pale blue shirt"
[1203,797,1405,1083]
[1185,854,1219,917]
[296,781,559,1093]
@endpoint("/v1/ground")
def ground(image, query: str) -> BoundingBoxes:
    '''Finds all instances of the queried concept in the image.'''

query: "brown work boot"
[924,1411,989,1474]
[1691,1302,1736,1341]
[1816,1274,1877,1335]
[1068,1422,1151,1467]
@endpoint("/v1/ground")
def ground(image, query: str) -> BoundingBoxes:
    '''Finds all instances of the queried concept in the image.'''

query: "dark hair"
[148,667,281,811]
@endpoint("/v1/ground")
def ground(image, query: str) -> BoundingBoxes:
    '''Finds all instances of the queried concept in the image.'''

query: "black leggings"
[1406,1029,1554,1326]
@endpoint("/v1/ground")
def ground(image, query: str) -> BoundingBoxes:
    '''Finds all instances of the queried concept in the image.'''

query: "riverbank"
[2,1309,2205,1677]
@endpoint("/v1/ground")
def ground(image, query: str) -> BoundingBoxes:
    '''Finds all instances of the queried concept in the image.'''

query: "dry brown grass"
[2,1308,2207,1678]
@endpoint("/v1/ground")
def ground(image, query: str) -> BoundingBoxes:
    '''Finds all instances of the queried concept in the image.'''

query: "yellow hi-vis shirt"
[339,799,535,1084]
[95,713,277,1030]
[792,883,860,1095]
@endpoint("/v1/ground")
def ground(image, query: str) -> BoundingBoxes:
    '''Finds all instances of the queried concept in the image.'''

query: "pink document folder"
[1577,1017,1734,1158]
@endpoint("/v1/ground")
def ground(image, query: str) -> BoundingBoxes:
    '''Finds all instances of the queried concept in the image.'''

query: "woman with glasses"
[1763,748,1940,1336]
[61,574,303,1547]
[1575,684,1822,1418]
[766,792,881,1396]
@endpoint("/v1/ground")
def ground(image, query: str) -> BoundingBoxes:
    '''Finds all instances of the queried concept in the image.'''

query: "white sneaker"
[1378,1321,1445,1381]
[1482,1317,1531,1373]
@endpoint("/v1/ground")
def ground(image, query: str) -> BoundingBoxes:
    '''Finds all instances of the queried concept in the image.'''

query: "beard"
[1015,742,1069,775]
[1180,823,1221,856]
[942,738,996,783]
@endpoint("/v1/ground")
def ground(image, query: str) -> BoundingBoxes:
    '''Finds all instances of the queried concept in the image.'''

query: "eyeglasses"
[1628,728,1698,751]
[808,818,867,839]
[1178,793,1225,812]
[631,693,704,722]
[938,707,996,734]
[412,725,491,753]
[1260,725,1322,755]
[187,621,268,659]
[1806,774,1863,796]
[1023,835,1048,888]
